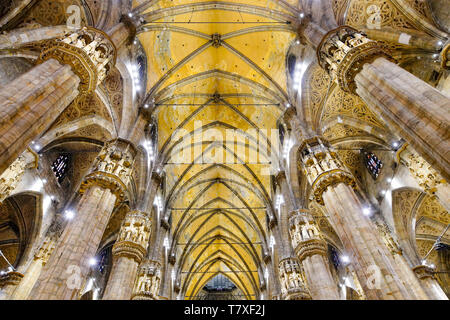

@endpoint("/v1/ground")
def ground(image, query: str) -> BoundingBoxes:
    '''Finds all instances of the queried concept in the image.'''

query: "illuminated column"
[317,26,450,180]
[0,272,23,299]
[0,148,38,203]
[278,257,311,300]
[30,139,136,300]
[0,27,117,176]
[10,234,58,300]
[413,265,448,300]
[299,137,428,300]
[102,211,151,300]
[131,260,161,300]
[289,209,340,300]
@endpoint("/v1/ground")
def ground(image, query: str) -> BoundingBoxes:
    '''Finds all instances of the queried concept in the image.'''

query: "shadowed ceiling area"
[134,0,299,299]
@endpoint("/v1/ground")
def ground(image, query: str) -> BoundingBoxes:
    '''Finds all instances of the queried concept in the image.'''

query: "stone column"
[278,257,311,300]
[0,272,23,299]
[0,27,116,176]
[102,211,151,300]
[299,137,429,300]
[413,265,448,300]
[316,26,450,180]
[10,234,57,300]
[29,139,136,300]
[289,209,340,300]
[131,260,161,300]
[0,148,38,203]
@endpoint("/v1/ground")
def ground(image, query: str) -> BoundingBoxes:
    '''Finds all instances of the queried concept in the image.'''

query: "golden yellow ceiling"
[133,0,298,299]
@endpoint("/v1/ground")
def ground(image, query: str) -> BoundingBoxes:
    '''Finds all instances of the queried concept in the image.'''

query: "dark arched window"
[363,151,383,180]
[51,153,71,183]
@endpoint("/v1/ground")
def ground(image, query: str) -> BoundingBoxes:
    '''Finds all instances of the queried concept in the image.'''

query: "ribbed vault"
[134,0,298,299]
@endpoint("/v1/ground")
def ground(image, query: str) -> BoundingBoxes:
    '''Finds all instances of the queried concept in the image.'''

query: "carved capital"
[289,209,327,259]
[0,272,24,289]
[37,27,116,93]
[0,148,38,203]
[299,137,357,205]
[80,139,137,203]
[132,259,161,300]
[317,26,393,93]
[112,211,151,263]
[278,257,311,300]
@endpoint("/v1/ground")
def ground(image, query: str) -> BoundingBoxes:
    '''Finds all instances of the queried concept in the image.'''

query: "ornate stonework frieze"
[317,26,393,93]
[278,257,311,300]
[37,27,116,93]
[132,259,161,300]
[0,272,24,289]
[413,265,437,280]
[299,137,357,205]
[112,210,151,263]
[289,209,327,261]
[79,139,137,203]
[34,234,57,266]
[0,148,38,203]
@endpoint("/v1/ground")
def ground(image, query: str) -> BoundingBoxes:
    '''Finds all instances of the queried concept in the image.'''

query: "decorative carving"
[289,209,327,261]
[413,264,436,280]
[211,33,222,48]
[132,260,161,300]
[374,221,402,255]
[34,235,57,265]
[0,148,38,203]
[112,210,151,263]
[79,139,137,204]
[399,146,446,194]
[37,27,116,93]
[317,26,393,93]
[278,257,311,300]
[0,271,24,289]
[299,137,357,205]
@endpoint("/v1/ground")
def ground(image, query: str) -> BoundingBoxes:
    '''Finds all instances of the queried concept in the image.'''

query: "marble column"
[0,27,117,176]
[299,137,429,300]
[29,139,136,300]
[102,211,151,300]
[278,257,311,300]
[413,265,448,300]
[131,259,162,300]
[10,234,57,300]
[316,26,450,180]
[289,209,340,300]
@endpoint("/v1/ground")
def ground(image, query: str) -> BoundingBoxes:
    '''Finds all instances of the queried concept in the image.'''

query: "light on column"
[89,257,97,266]
[340,255,350,264]
[65,209,75,220]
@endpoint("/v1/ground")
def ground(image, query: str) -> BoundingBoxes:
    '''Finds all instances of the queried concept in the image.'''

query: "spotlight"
[65,210,75,220]
[89,257,97,266]
[299,13,305,18]
[362,206,372,216]
[340,255,350,264]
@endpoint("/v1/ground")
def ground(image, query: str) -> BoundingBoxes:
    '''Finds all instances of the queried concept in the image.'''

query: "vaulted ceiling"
[134,0,299,299]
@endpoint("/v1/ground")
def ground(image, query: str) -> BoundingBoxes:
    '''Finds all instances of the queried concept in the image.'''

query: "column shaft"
[0,59,79,175]
[355,57,450,180]
[102,256,139,300]
[30,186,116,299]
